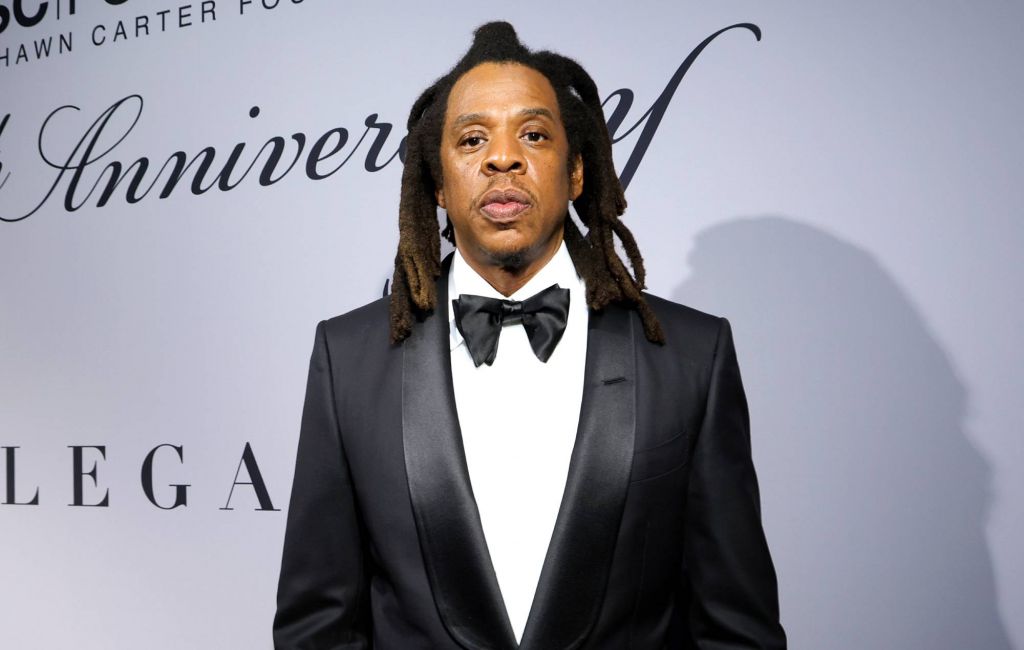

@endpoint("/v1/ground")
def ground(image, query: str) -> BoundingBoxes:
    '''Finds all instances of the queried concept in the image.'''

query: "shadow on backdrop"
[674,216,1012,649]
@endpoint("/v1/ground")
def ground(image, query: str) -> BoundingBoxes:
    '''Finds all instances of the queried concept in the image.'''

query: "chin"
[478,238,536,270]
[464,226,560,271]
[490,249,528,270]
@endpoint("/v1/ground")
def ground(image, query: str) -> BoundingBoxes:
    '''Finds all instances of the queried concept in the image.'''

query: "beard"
[487,246,528,270]
[457,213,568,273]
[475,234,553,272]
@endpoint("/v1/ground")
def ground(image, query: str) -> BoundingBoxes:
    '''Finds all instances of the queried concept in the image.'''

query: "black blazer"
[274,255,785,649]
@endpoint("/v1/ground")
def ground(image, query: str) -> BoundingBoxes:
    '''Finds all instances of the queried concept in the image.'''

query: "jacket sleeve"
[273,320,372,649]
[684,317,786,649]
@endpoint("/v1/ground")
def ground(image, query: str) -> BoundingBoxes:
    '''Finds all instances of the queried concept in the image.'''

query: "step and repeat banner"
[2,1,1021,648]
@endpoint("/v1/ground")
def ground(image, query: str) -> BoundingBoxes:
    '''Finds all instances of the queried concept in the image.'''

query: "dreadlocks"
[389,21,665,345]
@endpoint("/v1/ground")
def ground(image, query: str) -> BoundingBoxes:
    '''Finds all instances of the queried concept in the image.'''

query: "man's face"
[436,62,583,273]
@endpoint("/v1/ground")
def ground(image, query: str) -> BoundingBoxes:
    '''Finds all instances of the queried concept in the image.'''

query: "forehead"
[445,62,562,126]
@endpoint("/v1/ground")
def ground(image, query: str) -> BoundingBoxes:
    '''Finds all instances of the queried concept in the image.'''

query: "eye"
[459,135,485,148]
[523,131,548,143]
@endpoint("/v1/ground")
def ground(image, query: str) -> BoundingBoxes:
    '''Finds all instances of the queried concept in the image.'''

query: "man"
[274,21,785,649]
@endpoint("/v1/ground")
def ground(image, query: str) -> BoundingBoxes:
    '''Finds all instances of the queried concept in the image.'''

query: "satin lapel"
[519,302,637,650]
[402,254,518,650]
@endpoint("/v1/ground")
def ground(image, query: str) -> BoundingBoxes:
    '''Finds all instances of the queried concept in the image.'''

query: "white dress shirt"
[447,239,589,643]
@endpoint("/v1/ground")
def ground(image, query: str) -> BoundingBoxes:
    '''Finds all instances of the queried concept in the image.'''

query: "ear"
[435,186,446,209]
[569,154,584,201]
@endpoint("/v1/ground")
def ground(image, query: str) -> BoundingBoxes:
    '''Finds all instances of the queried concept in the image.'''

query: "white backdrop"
[1,1,1021,648]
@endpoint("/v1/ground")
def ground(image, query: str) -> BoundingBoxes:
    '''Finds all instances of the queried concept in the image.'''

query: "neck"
[461,234,563,297]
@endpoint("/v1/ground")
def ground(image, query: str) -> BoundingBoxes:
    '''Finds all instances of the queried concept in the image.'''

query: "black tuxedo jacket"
[274,256,785,649]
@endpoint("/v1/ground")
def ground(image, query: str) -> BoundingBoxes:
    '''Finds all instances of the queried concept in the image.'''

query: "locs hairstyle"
[389,21,665,345]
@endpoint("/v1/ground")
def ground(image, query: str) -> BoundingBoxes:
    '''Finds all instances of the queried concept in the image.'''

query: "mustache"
[476,178,536,207]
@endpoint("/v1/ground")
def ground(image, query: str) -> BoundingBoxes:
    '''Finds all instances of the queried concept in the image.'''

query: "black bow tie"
[451,283,570,368]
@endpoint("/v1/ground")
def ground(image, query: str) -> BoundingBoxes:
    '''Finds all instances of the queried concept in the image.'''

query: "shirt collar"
[448,239,581,351]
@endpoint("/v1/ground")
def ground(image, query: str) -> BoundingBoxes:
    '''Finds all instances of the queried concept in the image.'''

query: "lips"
[479,187,532,222]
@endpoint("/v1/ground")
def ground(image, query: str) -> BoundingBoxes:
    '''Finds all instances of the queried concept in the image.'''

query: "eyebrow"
[450,107,557,130]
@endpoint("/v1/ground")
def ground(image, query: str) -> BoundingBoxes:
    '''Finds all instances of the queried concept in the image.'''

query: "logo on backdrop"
[0,0,298,68]
[2,443,279,510]
[0,22,761,224]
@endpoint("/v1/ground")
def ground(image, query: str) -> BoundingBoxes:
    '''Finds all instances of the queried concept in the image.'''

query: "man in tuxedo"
[273,21,785,649]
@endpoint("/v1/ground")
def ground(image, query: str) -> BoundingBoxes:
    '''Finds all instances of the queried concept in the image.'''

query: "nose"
[482,131,526,175]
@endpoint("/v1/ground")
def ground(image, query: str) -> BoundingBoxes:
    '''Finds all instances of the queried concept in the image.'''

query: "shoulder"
[641,291,724,340]
[317,295,393,353]
[635,292,732,365]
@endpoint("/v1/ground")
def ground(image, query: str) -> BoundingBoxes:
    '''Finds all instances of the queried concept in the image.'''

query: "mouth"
[479,187,532,223]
